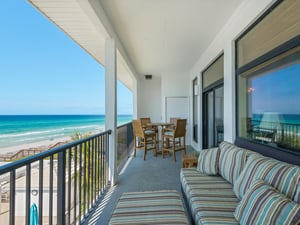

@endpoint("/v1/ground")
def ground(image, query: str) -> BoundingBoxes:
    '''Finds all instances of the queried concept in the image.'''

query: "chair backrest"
[170,117,180,125]
[174,119,187,137]
[140,117,151,127]
[132,120,144,138]
[170,117,180,127]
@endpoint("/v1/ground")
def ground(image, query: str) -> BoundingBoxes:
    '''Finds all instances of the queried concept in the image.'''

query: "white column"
[105,38,117,185]
[223,40,236,143]
[133,78,139,119]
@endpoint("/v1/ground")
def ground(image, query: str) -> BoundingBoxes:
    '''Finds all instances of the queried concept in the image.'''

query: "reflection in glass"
[238,59,300,152]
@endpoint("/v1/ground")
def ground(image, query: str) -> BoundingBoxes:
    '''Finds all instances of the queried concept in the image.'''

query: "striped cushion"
[108,190,189,225]
[295,182,300,203]
[144,129,155,134]
[197,147,219,175]
[180,168,234,202]
[180,168,239,225]
[218,141,248,184]
[233,154,300,201]
[234,180,300,225]
[190,185,239,225]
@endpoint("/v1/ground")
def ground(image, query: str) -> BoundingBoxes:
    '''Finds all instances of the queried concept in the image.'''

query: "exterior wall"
[189,0,276,150]
[139,76,162,122]
[161,72,190,120]
[139,72,191,144]
[162,72,191,144]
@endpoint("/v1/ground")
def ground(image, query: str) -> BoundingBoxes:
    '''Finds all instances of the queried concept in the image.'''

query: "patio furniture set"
[132,117,187,161]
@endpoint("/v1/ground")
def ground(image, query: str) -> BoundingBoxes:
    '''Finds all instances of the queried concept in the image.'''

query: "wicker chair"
[168,117,180,129]
[140,117,158,141]
[140,117,151,128]
[132,120,157,160]
[162,119,187,161]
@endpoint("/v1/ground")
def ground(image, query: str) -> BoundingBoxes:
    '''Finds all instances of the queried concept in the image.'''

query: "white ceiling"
[99,0,243,76]
[29,0,243,84]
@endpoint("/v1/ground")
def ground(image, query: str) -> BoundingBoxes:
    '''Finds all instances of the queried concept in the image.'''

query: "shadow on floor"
[86,146,197,225]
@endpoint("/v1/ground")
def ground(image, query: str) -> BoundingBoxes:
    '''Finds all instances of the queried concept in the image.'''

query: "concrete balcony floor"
[87,146,196,225]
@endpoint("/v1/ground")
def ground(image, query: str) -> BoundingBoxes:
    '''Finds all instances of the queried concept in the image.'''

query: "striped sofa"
[180,141,300,225]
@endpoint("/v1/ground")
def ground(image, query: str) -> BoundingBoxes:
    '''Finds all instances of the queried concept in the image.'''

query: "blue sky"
[251,63,300,114]
[0,1,133,115]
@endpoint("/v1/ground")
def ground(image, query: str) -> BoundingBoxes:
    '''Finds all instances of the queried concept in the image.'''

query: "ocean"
[252,113,300,125]
[0,115,132,148]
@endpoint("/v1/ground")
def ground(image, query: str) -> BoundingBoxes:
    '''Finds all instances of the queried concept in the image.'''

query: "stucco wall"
[139,76,162,122]
[162,72,191,144]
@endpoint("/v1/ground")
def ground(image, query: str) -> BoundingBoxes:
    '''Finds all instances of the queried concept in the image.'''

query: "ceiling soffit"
[99,0,243,77]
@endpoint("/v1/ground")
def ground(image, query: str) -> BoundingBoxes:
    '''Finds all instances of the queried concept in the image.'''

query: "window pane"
[203,55,224,89]
[238,49,300,153]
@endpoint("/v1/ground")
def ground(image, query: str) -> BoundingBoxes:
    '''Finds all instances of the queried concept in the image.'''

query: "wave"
[0,124,103,139]
[0,115,131,148]
[12,134,65,143]
[0,128,66,138]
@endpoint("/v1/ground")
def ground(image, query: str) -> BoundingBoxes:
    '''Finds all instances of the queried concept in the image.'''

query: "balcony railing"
[0,130,111,225]
[117,122,133,172]
[248,119,300,152]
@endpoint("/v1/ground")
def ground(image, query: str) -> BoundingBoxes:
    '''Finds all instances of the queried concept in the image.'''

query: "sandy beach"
[0,136,72,155]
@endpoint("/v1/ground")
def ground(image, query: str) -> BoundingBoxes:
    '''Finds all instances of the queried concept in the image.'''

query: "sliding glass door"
[203,85,224,148]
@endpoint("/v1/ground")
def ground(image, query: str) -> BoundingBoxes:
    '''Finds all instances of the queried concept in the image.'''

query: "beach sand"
[0,136,72,155]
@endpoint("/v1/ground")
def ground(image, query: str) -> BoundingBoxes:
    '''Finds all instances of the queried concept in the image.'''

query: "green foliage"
[71,129,92,141]
[71,129,81,141]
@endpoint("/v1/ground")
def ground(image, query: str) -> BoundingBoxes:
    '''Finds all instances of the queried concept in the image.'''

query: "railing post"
[106,132,110,186]
[57,151,66,225]
[25,165,31,225]
[281,122,284,143]
[9,170,15,225]
[38,160,43,225]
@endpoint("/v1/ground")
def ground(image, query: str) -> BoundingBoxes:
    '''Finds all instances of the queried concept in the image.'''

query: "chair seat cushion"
[144,129,155,135]
[164,131,174,136]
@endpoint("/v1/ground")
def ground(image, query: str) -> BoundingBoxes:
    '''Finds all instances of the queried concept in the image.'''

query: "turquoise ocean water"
[252,114,300,125]
[0,115,132,148]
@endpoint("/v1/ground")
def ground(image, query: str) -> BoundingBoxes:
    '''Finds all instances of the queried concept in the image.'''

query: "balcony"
[0,122,195,225]
[2,0,300,224]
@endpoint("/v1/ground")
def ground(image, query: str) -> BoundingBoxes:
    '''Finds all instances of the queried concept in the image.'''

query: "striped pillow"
[233,155,300,200]
[295,182,300,203]
[197,147,219,175]
[218,141,248,184]
[234,180,300,225]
